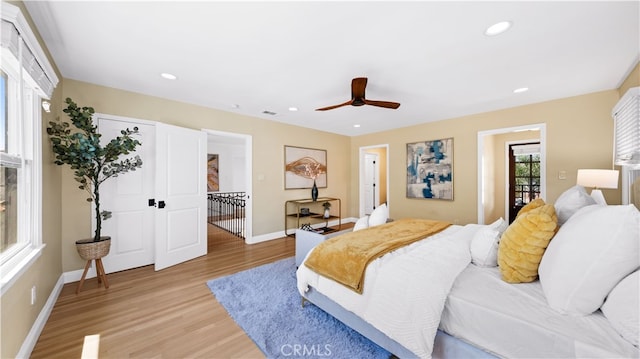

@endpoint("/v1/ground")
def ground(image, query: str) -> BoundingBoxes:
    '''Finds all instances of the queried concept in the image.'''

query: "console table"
[284,197,341,236]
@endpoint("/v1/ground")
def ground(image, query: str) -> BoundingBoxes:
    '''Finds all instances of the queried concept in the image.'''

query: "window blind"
[1,17,56,97]
[613,87,640,166]
[512,143,540,155]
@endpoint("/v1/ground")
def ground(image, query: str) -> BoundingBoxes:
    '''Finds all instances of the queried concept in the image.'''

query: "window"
[1,4,58,293]
[514,153,541,205]
[613,87,640,208]
[613,87,639,165]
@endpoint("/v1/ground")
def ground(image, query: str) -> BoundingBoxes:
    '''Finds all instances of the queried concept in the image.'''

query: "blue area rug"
[206,257,390,359]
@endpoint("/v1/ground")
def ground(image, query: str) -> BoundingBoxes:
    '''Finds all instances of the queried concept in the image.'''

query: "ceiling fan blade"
[363,99,401,109]
[315,100,353,111]
[317,77,399,111]
[351,77,367,99]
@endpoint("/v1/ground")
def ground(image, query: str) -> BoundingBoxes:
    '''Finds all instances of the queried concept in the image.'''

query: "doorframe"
[359,144,389,217]
[202,129,253,243]
[477,123,546,224]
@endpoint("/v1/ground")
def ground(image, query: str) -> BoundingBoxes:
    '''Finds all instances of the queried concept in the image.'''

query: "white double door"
[97,115,207,272]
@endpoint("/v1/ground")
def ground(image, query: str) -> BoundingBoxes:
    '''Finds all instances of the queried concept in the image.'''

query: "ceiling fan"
[315,77,400,111]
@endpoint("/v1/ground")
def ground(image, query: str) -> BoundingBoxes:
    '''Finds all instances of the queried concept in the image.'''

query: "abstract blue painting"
[407,138,454,200]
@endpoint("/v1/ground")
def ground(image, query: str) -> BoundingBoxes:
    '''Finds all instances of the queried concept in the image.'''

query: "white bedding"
[440,264,640,358]
[297,224,475,358]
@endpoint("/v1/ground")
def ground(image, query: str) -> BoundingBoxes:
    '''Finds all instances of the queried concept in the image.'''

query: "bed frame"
[303,287,497,359]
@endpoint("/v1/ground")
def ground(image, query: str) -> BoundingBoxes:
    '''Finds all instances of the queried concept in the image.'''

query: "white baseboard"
[246,231,285,244]
[16,274,65,359]
[64,265,97,284]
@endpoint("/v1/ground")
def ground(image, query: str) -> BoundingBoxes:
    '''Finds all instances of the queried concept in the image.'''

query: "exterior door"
[98,117,155,273]
[508,142,541,223]
[154,123,207,271]
[508,146,520,223]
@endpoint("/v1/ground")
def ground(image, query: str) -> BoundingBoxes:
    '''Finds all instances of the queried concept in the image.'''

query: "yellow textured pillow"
[516,198,546,218]
[498,204,558,283]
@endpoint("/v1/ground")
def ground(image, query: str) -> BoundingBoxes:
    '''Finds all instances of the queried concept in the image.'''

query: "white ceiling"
[25,1,639,136]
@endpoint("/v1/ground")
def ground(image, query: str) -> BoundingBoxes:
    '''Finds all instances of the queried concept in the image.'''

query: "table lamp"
[576,169,619,205]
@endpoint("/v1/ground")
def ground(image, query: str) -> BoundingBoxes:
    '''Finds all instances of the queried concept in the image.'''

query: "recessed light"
[160,73,177,80]
[513,87,529,93]
[231,104,240,109]
[485,21,512,36]
[353,124,361,128]
[288,107,298,112]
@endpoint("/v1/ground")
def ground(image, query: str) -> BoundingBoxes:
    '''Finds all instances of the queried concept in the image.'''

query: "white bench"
[295,228,352,267]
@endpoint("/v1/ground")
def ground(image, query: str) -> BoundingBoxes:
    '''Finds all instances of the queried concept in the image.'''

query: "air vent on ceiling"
[262,110,277,116]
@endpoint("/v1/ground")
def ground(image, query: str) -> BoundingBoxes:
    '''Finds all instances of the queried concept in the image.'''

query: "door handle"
[158,200,166,209]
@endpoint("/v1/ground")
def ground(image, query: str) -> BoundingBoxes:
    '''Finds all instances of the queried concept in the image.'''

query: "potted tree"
[47,98,143,260]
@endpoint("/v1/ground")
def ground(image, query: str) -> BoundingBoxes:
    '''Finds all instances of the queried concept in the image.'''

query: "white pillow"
[368,203,388,227]
[470,227,501,267]
[489,217,508,235]
[538,204,640,315]
[353,216,369,231]
[554,185,597,225]
[601,270,639,346]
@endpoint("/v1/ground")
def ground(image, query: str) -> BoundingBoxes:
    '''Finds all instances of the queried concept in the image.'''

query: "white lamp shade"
[576,169,619,189]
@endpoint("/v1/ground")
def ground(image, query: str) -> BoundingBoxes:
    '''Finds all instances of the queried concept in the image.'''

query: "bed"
[297,189,640,358]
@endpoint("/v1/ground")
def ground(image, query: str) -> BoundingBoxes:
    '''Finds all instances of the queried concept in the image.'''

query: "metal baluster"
[206,192,247,239]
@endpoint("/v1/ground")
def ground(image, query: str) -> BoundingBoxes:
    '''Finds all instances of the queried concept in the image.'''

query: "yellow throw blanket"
[303,218,451,294]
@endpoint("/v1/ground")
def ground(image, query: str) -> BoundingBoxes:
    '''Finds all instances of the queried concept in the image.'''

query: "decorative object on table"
[576,169,619,205]
[300,223,314,231]
[207,258,390,358]
[311,180,319,201]
[47,97,143,293]
[322,201,331,219]
[284,145,327,191]
[406,138,454,200]
[300,207,310,216]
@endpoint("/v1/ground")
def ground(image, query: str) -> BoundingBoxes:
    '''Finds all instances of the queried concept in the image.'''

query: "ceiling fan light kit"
[316,77,401,111]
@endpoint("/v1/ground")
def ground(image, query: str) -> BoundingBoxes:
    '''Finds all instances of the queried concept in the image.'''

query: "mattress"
[440,264,640,358]
[297,224,474,358]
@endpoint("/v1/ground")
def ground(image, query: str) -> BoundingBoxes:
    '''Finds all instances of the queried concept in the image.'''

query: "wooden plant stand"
[76,257,109,294]
[74,237,111,294]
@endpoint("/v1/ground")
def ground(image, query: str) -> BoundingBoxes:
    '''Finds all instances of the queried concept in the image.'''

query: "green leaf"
[49,98,143,232]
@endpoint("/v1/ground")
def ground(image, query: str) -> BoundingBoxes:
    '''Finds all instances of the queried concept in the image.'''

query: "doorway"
[97,115,208,272]
[363,152,380,215]
[359,145,389,217]
[203,129,253,246]
[508,142,541,223]
[477,124,546,224]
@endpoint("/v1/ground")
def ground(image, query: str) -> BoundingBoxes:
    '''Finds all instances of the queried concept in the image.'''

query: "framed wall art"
[406,138,453,200]
[284,145,327,189]
[207,154,219,192]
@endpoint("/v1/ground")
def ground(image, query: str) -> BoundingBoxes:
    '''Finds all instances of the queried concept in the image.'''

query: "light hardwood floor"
[31,225,297,358]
